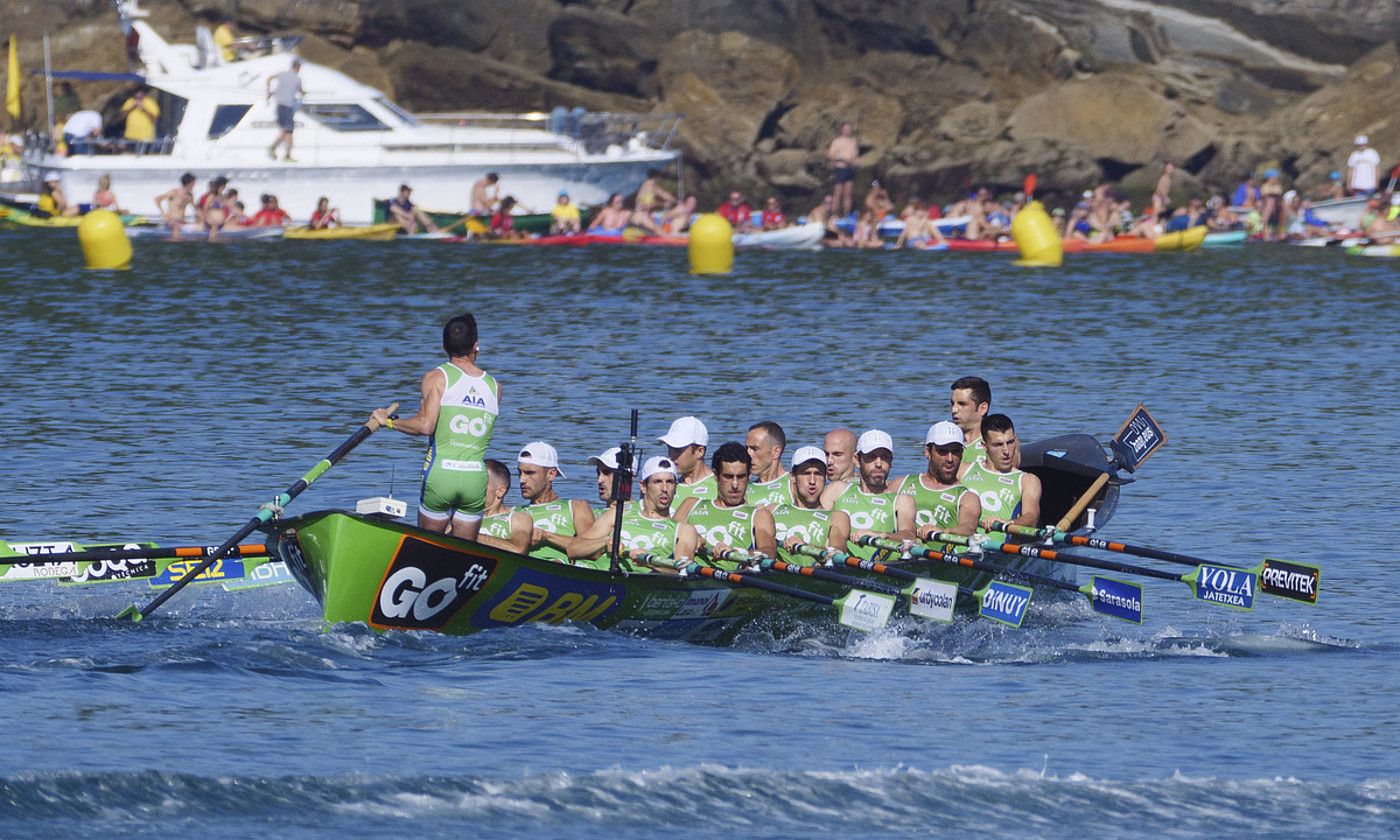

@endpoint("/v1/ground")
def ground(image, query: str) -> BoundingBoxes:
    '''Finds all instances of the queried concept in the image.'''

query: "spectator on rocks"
[716,190,754,231]
[827,122,859,217]
[760,196,787,230]
[1347,135,1381,196]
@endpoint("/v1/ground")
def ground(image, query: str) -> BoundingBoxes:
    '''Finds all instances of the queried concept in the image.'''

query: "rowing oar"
[684,563,895,632]
[2,543,268,566]
[856,537,1143,625]
[117,403,397,622]
[922,530,1257,611]
[990,522,1320,605]
[788,542,965,624]
[711,548,903,597]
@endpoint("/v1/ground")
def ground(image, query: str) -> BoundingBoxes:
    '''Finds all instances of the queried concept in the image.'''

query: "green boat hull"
[371,200,596,235]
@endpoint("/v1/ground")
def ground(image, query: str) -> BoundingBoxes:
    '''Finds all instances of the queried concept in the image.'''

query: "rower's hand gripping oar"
[859,536,1144,625]
[926,529,1254,611]
[683,563,895,633]
[116,403,398,622]
[989,521,1320,605]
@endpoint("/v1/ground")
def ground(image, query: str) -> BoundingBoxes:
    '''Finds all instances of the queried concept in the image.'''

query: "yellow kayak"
[1153,225,1207,252]
[283,223,401,241]
[0,206,148,228]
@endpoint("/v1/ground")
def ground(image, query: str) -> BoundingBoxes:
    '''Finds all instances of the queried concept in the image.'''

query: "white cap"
[856,429,894,456]
[639,455,678,483]
[658,416,708,448]
[790,445,827,469]
[44,171,61,182]
[517,441,566,478]
[586,446,621,470]
[924,420,964,447]
[1356,134,1368,145]
[1081,190,1093,199]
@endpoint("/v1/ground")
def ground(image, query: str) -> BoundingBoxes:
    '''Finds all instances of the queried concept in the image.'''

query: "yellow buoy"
[1011,200,1062,267]
[77,209,132,270]
[688,213,733,274]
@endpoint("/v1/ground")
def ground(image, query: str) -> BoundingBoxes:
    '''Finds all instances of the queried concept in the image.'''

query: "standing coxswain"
[830,429,916,560]
[568,456,700,573]
[958,414,1041,529]
[371,312,499,540]
[746,420,793,508]
[662,416,716,505]
[516,441,596,563]
[677,442,777,566]
[903,420,981,540]
[771,446,850,566]
[477,459,534,553]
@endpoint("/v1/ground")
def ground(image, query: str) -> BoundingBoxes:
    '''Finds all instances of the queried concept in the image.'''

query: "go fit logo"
[370,536,496,630]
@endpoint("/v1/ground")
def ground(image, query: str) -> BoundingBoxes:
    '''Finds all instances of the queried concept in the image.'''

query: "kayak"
[261,433,1116,642]
[127,224,284,240]
[1202,230,1247,247]
[733,221,825,250]
[0,206,149,228]
[1347,244,1400,257]
[1152,225,1207,251]
[371,200,596,235]
[284,223,400,241]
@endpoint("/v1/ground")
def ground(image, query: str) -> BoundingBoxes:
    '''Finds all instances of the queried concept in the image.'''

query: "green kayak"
[371,199,596,235]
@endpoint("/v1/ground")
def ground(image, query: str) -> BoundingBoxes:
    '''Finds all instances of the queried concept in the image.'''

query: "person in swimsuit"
[371,312,500,540]
[308,196,341,230]
[894,199,947,249]
[827,122,859,217]
[588,193,631,235]
[635,169,675,213]
[92,174,126,214]
[154,172,197,241]
[470,173,500,214]
[660,194,697,234]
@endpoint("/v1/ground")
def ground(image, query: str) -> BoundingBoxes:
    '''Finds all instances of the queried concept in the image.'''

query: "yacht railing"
[417,110,681,155]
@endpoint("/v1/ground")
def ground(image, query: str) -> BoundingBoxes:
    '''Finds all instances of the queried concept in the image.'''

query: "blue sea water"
[1,232,1397,837]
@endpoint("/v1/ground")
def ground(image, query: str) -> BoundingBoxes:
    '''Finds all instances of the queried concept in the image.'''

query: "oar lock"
[259,499,285,518]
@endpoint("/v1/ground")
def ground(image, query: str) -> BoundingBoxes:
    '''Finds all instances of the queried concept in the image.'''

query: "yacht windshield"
[303,104,388,132]
[208,104,251,139]
[373,97,419,127]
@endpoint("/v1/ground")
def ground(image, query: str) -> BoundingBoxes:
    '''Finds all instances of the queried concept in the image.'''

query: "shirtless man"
[827,122,859,217]
[588,193,631,235]
[746,420,791,508]
[823,427,857,483]
[949,375,991,475]
[894,199,947,249]
[661,194,698,234]
[155,172,197,240]
[661,416,715,506]
[477,459,534,553]
[636,169,675,212]
[470,172,500,214]
[959,414,1042,530]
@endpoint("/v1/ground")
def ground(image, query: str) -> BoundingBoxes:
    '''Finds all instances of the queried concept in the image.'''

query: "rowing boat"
[261,433,1119,643]
[283,223,401,241]
[371,199,597,234]
[1,539,293,591]
[733,222,825,250]
[126,223,284,240]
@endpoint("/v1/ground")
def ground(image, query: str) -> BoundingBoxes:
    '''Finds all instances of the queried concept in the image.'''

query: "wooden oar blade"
[1085,575,1143,623]
[975,580,1033,627]
[835,589,896,632]
[1185,563,1258,610]
[1258,558,1320,604]
[907,577,957,622]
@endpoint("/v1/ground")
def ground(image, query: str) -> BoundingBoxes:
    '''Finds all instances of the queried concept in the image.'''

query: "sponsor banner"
[60,558,159,586]
[1191,563,1256,610]
[908,578,956,622]
[1110,403,1167,473]
[838,590,894,632]
[978,580,1032,627]
[222,560,295,591]
[472,566,623,629]
[0,560,81,582]
[1259,558,1320,605]
[370,537,496,631]
[1090,576,1143,623]
[671,589,730,620]
[635,590,688,621]
[150,557,247,588]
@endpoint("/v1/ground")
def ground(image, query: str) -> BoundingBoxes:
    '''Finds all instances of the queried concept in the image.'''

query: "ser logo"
[370,537,496,630]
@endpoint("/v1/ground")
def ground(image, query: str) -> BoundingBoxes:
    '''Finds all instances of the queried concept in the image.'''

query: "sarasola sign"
[370,536,496,631]
[472,567,624,629]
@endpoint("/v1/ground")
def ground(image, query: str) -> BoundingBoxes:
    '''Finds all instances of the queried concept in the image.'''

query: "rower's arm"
[753,507,777,558]
[373,368,442,436]
[565,513,615,561]
[826,510,851,552]
[1013,472,1042,527]
[890,493,918,542]
[675,496,698,522]
[951,490,981,537]
[507,511,534,553]
[818,480,846,509]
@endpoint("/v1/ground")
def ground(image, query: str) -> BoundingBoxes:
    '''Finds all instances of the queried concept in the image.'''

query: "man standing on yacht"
[266,59,304,162]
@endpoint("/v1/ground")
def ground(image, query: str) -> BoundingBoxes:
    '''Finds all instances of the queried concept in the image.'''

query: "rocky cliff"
[12,0,1399,205]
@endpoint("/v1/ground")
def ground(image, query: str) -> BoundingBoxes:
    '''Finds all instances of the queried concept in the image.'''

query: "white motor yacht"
[18,1,679,224]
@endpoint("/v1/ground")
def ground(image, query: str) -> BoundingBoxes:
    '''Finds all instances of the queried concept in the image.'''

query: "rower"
[568,456,700,573]
[586,446,625,513]
[677,442,778,566]
[771,446,851,566]
[958,414,1042,529]
[371,312,499,540]
[904,420,981,539]
[478,459,533,553]
[746,420,793,508]
[661,416,716,505]
[516,441,596,564]
[829,429,916,559]
[823,427,857,483]
[950,375,991,475]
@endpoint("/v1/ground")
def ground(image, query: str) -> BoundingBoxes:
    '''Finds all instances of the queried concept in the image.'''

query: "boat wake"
[1,764,1395,838]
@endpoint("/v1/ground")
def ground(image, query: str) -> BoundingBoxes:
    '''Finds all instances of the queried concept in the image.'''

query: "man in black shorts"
[266,59,303,162]
[827,122,858,217]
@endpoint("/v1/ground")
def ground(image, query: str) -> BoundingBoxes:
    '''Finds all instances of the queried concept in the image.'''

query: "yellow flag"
[5,35,19,119]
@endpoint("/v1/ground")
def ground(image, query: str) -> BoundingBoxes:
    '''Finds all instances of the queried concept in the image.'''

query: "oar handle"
[1055,471,1109,531]
[991,521,1064,542]
[366,402,401,432]
[759,556,903,596]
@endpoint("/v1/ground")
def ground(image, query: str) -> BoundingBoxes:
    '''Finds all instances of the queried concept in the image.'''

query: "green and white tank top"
[749,472,794,509]
[686,498,756,553]
[961,436,986,471]
[524,500,575,563]
[771,505,831,564]
[479,508,515,541]
[833,483,898,560]
[429,363,498,467]
[618,501,679,557]
[673,473,718,506]
[959,461,1024,522]
[901,474,972,532]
